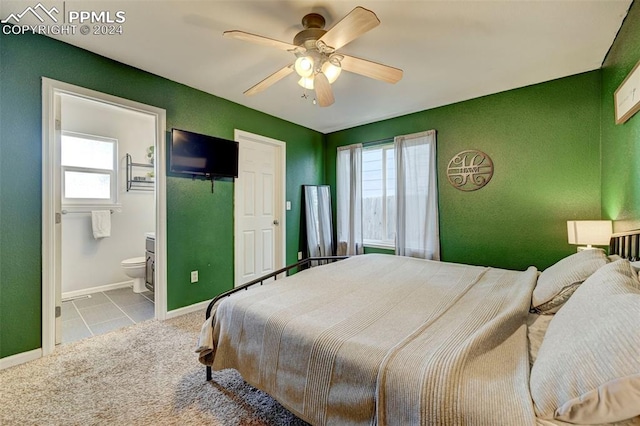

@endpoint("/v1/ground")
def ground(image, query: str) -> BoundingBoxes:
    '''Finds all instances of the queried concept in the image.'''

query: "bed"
[197,231,640,425]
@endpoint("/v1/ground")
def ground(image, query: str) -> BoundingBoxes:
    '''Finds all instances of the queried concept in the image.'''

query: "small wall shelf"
[126,153,154,192]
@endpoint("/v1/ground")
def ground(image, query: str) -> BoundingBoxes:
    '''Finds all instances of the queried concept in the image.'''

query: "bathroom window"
[61,132,118,206]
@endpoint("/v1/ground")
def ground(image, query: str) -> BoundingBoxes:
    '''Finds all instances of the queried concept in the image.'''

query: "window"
[362,144,395,247]
[337,130,439,258]
[61,132,118,206]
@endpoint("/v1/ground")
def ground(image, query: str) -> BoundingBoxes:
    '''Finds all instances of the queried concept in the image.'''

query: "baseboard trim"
[62,280,133,300]
[0,348,42,370]
[166,300,210,319]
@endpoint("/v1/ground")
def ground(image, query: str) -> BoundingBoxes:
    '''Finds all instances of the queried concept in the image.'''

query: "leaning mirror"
[303,185,334,259]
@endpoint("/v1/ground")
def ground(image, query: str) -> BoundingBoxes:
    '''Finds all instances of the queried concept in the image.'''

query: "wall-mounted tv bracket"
[190,174,216,193]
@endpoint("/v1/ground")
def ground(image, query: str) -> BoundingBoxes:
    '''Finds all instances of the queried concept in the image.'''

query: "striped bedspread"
[199,254,538,425]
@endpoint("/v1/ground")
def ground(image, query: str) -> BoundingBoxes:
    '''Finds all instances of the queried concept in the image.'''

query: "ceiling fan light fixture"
[298,76,314,90]
[294,56,314,78]
[226,7,401,105]
[322,61,342,84]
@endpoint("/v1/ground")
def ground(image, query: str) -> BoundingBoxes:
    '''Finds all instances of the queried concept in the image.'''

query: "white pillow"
[530,259,640,423]
[608,254,623,262]
[532,249,608,314]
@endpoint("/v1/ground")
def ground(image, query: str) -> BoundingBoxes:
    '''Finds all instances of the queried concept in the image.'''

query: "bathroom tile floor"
[61,287,154,345]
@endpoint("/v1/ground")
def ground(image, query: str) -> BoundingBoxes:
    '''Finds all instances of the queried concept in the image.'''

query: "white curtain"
[336,144,364,256]
[395,130,440,260]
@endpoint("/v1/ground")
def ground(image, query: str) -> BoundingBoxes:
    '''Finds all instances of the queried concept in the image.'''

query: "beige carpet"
[0,310,308,425]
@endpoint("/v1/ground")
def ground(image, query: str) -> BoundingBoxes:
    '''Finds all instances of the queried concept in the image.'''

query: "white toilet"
[121,257,146,293]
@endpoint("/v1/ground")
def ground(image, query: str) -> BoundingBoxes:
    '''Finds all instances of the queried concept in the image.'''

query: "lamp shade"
[567,220,613,246]
[294,56,314,78]
[298,77,314,90]
[322,61,342,83]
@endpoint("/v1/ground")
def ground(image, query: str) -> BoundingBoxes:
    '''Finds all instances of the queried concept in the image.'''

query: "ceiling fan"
[223,6,403,107]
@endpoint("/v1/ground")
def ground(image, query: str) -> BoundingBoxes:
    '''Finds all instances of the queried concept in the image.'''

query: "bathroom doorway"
[42,78,167,354]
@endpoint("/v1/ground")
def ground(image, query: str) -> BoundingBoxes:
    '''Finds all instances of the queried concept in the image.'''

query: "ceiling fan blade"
[318,7,380,51]
[314,72,335,107]
[244,64,294,96]
[340,55,403,84]
[223,30,299,52]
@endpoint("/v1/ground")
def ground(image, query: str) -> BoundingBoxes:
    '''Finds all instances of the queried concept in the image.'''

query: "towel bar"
[61,209,114,214]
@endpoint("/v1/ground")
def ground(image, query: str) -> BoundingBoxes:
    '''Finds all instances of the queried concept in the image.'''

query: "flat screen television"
[170,128,239,178]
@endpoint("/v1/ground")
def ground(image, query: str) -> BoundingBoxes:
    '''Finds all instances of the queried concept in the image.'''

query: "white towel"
[91,210,111,239]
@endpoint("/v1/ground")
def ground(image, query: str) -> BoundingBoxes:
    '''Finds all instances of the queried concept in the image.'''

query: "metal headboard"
[609,230,640,260]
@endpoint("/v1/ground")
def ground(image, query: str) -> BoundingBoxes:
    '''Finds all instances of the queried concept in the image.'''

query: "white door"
[234,130,286,287]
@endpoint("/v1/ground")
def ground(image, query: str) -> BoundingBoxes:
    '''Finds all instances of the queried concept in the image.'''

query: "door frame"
[41,77,167,355]
[233,129,286,287]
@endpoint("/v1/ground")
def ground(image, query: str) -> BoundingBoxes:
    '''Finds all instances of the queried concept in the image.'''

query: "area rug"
[0,310,308,425]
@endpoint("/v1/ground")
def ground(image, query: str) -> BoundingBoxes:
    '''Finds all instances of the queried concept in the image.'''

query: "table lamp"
[567,220,613,251]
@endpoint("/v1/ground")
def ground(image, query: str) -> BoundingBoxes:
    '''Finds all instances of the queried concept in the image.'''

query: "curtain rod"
[363,137,394,147]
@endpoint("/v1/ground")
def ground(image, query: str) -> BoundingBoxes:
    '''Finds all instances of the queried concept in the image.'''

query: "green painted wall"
[326,72,603,271]
[0,30,324,358]
[601,1,640,230]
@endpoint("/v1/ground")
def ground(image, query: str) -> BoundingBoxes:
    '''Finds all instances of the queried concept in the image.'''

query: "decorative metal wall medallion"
[446,150,494,191]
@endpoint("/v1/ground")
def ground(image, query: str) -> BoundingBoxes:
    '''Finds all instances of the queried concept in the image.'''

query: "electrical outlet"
[190,270,198,283]
[297,251,303,260]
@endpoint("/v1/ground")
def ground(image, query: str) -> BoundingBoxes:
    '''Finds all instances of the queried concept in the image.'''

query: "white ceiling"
[1,1,632,133]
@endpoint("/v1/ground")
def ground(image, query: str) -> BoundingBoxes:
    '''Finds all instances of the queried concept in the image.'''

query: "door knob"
[273,219,279,225]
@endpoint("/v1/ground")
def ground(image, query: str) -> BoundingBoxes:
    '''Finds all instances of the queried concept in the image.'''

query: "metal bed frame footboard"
[204,255,348,381]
